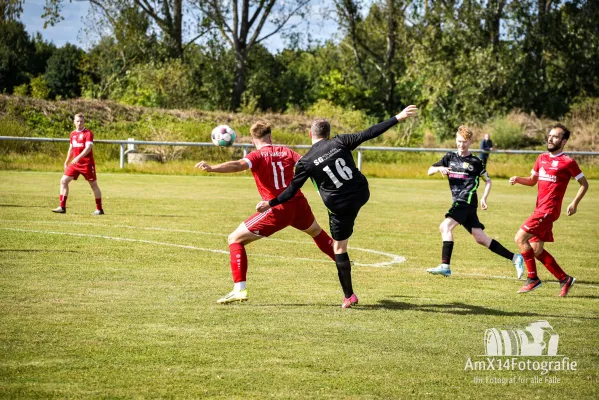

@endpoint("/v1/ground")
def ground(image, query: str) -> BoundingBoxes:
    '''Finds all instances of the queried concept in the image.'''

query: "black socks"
[335,253,353,298]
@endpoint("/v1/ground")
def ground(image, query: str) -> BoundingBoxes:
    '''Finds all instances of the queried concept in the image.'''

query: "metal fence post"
[120,144,125,169]
[357,148,363,171]
[243,146,248,157]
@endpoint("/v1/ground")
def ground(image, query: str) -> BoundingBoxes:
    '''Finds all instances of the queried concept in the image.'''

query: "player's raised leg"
[471,228,524,279]
[301,219,335,261]
[53,175,73,213]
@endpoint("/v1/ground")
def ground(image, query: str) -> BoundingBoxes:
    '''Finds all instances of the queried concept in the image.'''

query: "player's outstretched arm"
[509,174,538,186]
[394,105,419,122]
[567,176,589,216]
[195,159,249,173]
[341,105,419,150]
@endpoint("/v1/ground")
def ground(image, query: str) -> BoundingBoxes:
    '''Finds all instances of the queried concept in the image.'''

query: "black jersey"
[433,152,489,207]
[269,117,399,214]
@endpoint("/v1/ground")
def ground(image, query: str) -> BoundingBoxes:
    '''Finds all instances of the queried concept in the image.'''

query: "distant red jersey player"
[52,113,104,215]
[510,124,589,296]
[194,120,336,304]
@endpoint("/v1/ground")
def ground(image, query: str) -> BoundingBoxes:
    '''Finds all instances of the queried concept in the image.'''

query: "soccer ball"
[211,125,236,147]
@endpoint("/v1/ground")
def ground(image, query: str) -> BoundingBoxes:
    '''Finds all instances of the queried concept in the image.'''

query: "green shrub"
[30,76,50,100]
[12,84,29,96]
[488,117,525,149]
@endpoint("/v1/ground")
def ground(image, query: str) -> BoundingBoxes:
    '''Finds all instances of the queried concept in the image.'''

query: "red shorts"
[65,163,97,181]
[244,196,315,237]
[521,212,555,243]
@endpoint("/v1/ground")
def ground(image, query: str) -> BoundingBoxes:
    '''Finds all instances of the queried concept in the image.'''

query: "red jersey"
[244,145,305,201]
[531,152,584,219]
[70,128,95,166]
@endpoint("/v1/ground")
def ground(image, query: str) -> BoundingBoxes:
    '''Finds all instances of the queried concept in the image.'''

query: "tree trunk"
[231,50,247,110]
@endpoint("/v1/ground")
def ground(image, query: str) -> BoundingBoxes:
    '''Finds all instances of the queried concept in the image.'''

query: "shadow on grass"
[360,299,599,320]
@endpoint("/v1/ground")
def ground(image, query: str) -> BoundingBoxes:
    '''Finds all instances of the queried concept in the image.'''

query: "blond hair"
[250,120,272,139]
[456,125,473,140]
[74,113,85,120]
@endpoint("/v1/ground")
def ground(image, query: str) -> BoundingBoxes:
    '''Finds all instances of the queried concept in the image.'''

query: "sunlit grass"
[1,171,598,398]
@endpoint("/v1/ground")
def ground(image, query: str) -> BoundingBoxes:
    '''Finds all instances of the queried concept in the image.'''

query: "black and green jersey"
[433,152,489,207]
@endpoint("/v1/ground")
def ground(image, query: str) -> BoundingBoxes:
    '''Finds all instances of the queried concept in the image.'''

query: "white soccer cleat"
[217,289,248,304]
[427,264,451,277]
[513,254,525,280]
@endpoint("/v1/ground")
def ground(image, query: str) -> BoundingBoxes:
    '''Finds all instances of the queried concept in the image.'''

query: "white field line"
[0,220,405,267]
[3,223,599,289]
[0,226,402,267]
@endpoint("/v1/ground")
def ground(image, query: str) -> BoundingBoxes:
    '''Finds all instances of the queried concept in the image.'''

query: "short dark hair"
[311,119,330,139]
[552,123,571,140]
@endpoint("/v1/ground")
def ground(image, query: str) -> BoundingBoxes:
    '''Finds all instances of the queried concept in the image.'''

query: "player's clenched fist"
[256,201,271,213]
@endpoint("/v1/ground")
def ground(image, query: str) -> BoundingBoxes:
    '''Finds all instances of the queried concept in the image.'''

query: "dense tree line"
[1,0,597,139]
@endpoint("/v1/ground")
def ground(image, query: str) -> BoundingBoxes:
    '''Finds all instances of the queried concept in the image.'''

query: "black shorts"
[327,190,370,241]
[445,202,485,233]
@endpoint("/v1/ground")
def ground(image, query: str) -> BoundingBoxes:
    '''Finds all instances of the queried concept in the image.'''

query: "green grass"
[0,171,598,399]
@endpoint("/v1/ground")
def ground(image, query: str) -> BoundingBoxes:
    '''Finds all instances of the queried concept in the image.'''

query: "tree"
[0,0,23,21]
[0,20,35,93]
[196,0,311,110]
[334,0,408,116]
[43,0,208,60]
[45,43,84,98]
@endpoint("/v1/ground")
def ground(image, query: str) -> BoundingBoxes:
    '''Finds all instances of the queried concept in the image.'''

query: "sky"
[20,0,339,52]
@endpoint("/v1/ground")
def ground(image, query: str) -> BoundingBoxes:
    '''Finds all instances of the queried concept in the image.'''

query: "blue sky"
[20,0,339,52]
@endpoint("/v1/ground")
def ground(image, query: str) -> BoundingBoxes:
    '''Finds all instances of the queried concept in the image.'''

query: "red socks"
[536,250,567,281]
[522,248,538,279]
[313,230,336,261]
[95,198,103,211]
[59,195,67,209]
[229,243,248,283]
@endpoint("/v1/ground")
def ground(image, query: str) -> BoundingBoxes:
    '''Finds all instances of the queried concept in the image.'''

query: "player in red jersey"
[52,113,104,215]
[195,121,336,304]
[510,124,589,296]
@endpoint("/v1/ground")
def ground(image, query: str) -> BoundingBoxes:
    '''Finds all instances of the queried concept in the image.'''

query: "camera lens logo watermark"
[484,320,559,356]
[465,320,577,385]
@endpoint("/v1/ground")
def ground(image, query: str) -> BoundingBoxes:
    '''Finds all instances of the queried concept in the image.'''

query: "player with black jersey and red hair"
[256,105,419,308]
[195,120,336,304]
[510,124,589,296]
[427,125,524,279]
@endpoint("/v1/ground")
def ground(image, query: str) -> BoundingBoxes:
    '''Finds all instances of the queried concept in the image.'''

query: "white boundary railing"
[1,136,598,170]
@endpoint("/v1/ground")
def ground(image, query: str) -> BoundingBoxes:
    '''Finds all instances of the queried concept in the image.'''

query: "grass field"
[1,171,598,399]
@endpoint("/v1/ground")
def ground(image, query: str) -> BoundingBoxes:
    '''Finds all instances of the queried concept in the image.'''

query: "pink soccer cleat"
[341,293,359,308]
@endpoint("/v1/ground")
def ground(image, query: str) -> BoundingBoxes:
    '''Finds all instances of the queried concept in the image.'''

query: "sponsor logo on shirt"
[538,167,557,183]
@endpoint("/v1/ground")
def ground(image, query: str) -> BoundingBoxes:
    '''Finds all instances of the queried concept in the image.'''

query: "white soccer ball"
[211,125,236,147]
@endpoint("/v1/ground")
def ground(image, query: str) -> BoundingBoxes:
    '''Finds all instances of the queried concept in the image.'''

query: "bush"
[30,76,50,100]
[487,117,526,149]
[12,83,28,96]
[307,99,369,133]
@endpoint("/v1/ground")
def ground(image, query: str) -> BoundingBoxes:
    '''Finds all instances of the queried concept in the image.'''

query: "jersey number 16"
[323,158,353,188]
